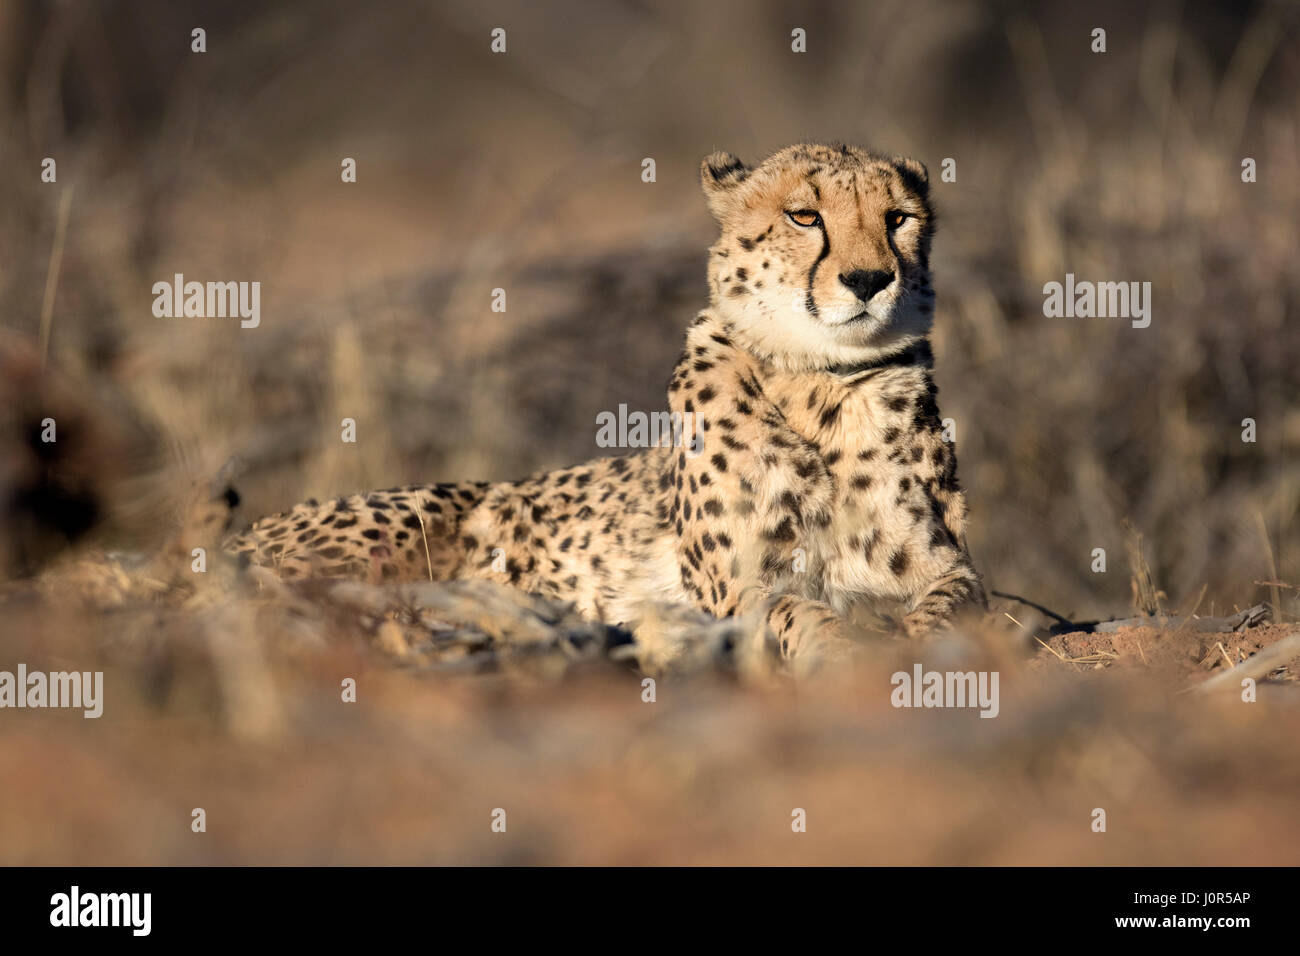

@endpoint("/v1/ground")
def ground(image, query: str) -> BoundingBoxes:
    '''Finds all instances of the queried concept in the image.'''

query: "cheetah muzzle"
[225,143,987,660]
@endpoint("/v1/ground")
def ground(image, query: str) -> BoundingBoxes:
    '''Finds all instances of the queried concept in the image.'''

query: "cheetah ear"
[893,156,929,199]
[700,150,752,221]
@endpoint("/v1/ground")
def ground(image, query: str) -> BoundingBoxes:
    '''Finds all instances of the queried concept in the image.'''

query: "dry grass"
[1,0,1298,864]
[3,549,1299,865]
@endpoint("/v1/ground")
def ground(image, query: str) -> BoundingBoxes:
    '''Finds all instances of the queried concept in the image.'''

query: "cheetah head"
[701,143,935,372]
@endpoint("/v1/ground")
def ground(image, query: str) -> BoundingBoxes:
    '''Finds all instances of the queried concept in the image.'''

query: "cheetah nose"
[839,269,895,302]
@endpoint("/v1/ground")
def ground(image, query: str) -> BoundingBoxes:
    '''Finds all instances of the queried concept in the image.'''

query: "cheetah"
[225,143,986,656]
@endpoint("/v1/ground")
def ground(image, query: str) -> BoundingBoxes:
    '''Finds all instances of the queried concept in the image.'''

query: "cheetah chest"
[773,367,962,611]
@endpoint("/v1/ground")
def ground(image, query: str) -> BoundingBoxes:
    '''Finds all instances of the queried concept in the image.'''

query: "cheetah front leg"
[734,587,856,663]
[666,318,853,662]
[900,481,987,637]
[901,560,986,639]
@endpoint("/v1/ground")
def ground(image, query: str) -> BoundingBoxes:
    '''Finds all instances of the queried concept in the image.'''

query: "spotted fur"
[225,143,985,655]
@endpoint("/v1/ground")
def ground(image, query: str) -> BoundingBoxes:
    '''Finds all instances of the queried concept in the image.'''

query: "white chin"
[821,312,870,328]
[720,300,929,371]
[828,308,930,351]
[828,309,897,340]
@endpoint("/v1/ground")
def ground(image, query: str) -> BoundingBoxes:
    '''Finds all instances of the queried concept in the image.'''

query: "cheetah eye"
[787,209,820,228]
[886,210,911,230]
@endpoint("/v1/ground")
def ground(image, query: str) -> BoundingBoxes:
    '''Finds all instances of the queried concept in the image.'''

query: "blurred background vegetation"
[1,0,1296,617]
[1,0,1299,869]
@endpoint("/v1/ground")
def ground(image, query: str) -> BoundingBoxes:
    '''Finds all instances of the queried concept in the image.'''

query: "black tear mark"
[805,219,831,318]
